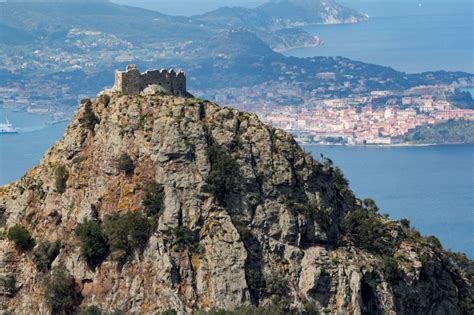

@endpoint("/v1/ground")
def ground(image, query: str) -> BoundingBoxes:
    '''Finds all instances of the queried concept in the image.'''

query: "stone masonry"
[112,64,187,96]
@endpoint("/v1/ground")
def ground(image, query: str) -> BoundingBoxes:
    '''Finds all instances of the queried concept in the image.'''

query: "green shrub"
[55,165,68,193]
[103,212,151,263]
[33,241,61,272]
[49,210,62,225]
[383,257,402,282]
[142,181,165,217]
[300,200,333,234]
[0,206,6,228]
[116,153,134,175]
[7,225,35,251]
[363,198,379,213]
[340,207,396,255]
[400,218,411,229]
[79,305,103,315]
[206,143,239,204]
[44,267,82,314]
[98,94,110,107]
[333,166,349,190]
[195,305,284,315]
[159,310,177,315]
[426,235,443,249]
[103,215,129,260]
[80,101,98,130]
[0,274,16,296]
[127,213,152,250]
[172,226,200,252]
[445,251,474,276]
[76,220,109,268]
[265,272,289,297]
[303,300,321,315]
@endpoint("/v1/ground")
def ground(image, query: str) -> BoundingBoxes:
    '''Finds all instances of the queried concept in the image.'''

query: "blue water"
[0,108,51,133]
[285,0,473,73]
[0,108,68,184]
[306,145,474,258]
[461,87,474,96]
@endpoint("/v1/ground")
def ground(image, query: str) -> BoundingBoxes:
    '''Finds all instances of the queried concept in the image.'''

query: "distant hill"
[197,0,367,30]
[195,0,367,49]
[0,24,35,44]
[0,1,197,44]
[402,120,474,144]
[257,0,367,25]
[5,0,109,2]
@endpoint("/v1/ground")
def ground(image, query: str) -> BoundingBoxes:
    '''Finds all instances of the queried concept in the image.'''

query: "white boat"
[0,118,19,134]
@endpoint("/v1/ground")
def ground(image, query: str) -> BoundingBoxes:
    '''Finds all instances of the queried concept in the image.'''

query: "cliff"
[0,88,472,314]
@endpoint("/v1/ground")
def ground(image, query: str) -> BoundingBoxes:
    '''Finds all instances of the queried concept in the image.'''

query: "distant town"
[194,81,473,145]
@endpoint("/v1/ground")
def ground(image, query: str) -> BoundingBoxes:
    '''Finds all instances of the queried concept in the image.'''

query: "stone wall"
[112,64,187,96]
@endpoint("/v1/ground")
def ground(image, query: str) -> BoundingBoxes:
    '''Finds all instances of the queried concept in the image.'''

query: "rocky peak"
[0,87,472,314]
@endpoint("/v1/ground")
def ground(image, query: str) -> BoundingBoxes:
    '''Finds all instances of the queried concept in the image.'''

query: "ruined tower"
[112,65,187,96]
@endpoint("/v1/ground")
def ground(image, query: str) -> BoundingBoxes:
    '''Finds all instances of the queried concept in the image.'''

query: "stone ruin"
[111,64,187,96]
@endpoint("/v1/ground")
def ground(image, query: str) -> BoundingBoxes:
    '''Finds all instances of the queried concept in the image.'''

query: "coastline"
[274,17,369,53]
[300,142,473,148]
[274,41,321,53]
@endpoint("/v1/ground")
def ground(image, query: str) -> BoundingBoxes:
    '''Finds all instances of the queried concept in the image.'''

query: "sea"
[285,0,474,73]
[1,0,473,257]
[0,108,68,185]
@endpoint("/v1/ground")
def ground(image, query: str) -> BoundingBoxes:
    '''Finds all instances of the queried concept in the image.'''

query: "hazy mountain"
[194,0,367,49]
[0,1,200,45]
[0,0,365,49]
[5,0,109,2]
[258,0,368,24]
[197,0,368,30]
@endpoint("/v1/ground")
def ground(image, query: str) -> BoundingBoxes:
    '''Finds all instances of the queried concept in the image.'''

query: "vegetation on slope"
[402,120,474,144]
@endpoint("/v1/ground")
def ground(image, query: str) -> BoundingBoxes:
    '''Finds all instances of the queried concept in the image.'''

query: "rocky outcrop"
[0,90,472,314]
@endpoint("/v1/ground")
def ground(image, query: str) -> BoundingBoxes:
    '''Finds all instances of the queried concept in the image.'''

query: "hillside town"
[260,94,474,144]
[197,83,474,145]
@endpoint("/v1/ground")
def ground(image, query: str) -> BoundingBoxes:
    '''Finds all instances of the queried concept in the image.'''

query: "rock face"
[0,89,472,314]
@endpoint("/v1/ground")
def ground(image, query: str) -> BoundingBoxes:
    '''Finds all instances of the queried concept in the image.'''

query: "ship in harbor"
[0,118,19,134]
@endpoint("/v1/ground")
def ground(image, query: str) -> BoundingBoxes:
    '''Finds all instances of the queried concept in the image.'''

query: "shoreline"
[274,17,369,53]
[275,42,321,53]
[301,142,473,148]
